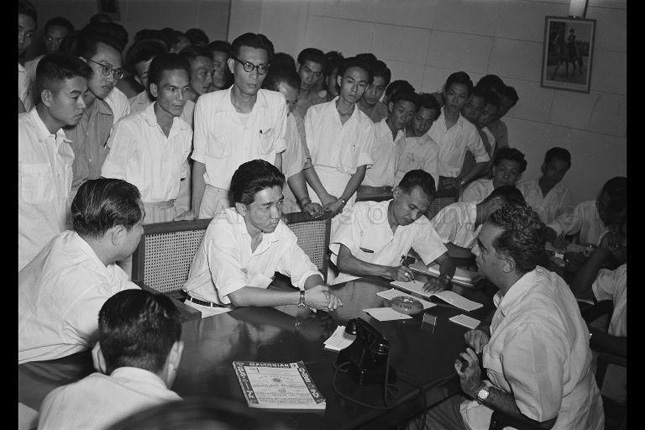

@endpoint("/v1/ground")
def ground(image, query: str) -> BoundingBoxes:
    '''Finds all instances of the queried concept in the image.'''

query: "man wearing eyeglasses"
[191,32,287,219]
[65,29,126,200]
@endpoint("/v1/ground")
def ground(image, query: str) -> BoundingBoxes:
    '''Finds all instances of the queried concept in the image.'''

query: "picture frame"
[541,16,596,93]
[97,0,120,21]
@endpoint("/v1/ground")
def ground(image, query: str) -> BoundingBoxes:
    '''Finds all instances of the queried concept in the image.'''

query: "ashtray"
[391,296,424,315]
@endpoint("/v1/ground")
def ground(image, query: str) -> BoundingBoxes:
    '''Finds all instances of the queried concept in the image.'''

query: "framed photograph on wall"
[541,16,596,93]
[97,0,120,21]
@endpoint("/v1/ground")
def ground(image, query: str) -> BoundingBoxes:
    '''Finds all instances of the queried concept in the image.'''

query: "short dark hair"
[323,50,344,76]
[74,28,122,59]
[494,147,527,173]
[475,74,505,94]
[148,53,191,87]
[230,160,286,205]
[444,71,473,97]
[125,38,168,72]
[385,80,415,100]
[207,40,232,57]
[297,47,327,69]
[90,13,112,24]
[98,289,182,375]
[81,22,129,53]
[337,56,373,84]
[178,45,212,65]
[45,16,74,35]
[500,85,519,106]
[370,59,391,86]
[600,176,627,212]
[35,53,92,98]
[262,63,301,92]
[397,169,436,199]
[134,29,171,50]
[269,52,297,71]
[19,0,37,25]
[185,28,209,46]
[544,147,571,169]
[483,185,526,207]
[484,90,502,110]
[71,178,143,238]
[230,32,274,60]
[416,92,441,114]
[390,90,419,109]
[487,204,547,274]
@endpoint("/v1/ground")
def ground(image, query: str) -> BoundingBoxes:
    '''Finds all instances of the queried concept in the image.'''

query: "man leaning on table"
[329,169,456,293]
[408,204,604,430]
[182,159,342,318]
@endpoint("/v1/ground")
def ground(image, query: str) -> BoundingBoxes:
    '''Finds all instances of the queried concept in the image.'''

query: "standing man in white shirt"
[18,53,92,270]
[357,90,418,201]
[191,32,287,219]
[101,53,194,223]
[304,56,375,218]
[18,0,37,113]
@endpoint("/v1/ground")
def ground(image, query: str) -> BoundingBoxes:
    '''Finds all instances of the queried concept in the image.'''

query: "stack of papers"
[323,325,356,351]
[409,261,481,287]
[390,279,483,312]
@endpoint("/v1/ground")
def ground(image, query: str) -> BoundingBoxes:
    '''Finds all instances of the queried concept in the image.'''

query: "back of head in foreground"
[98,289,182,377]
[486,204,547,276]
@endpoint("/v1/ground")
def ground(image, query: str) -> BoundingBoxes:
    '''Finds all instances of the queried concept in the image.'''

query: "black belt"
[182,291,226,308]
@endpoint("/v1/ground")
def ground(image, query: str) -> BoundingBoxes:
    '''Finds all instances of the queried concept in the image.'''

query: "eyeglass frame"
[86,58,126,80]
[231,56,270,75]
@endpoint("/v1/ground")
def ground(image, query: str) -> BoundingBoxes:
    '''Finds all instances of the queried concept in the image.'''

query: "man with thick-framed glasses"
[64,29,125,200]
[191,32,288,219]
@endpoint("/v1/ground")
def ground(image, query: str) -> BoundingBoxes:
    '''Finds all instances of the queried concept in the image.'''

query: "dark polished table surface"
[19,274,495,430]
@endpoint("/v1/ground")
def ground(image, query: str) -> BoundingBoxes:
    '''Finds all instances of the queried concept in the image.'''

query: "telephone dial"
[336,318,397,385]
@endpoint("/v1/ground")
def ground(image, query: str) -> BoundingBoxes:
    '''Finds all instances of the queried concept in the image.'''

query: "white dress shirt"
[104,86,131,125]
[430,201,480,248]
[18,109,74,270]
[19,231,139,364]
[191,87,287,190]
[518,178,574,224]
[329,200,447,284]
[183,208,321,305]
[394,133,440,186]
[362,118,404,187]
[547,200,609,246]
[459,178,494,204]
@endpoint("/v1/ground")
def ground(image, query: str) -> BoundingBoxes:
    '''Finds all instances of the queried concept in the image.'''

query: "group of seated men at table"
[19,2,626,426]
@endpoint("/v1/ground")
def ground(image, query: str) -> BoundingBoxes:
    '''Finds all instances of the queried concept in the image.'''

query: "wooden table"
[18,275,494,430]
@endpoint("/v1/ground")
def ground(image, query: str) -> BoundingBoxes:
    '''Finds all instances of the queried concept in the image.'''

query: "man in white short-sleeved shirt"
[431,185,526,260]
[518,147,573,224]
[304,56,375,218]
[182,160,342,318]
[18,54,92,270]
[191,32,287,219]
[38,289,183,430]
[19,179,142,364]
[546,176,626,247]
[101,54,193,224]
[358,90,418,201]
[330,170,456,293]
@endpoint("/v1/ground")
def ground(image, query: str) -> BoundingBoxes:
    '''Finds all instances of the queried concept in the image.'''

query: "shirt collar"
[30,108,70,144]
[142,102,190,133]
[224,86,269,113]
[495,267,544,316]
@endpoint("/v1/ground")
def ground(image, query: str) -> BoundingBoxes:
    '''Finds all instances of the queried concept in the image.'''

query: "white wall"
[229,0,627,204]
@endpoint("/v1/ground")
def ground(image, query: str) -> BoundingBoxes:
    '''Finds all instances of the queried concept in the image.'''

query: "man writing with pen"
[329,169,456,292]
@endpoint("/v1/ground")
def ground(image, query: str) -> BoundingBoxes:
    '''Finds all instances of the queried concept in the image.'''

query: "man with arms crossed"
[331,169,456,292]
[192,32,287,219]
[182,159,342,318]
[408,204,604,430]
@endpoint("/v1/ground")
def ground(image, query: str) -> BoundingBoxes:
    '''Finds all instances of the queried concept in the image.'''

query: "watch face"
[477,387,489,401]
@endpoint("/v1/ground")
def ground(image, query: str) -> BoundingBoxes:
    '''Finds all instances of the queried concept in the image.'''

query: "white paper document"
[323,325,356,351]
[390,279,483,312]
[376,288,436,309]
[363,307,413,321]
[449,314,481,329]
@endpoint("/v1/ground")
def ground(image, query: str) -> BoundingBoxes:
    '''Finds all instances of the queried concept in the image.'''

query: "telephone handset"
[336,318,397,385]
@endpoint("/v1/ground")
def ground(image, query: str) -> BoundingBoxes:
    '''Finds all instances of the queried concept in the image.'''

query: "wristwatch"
[476,385,490,404]
[297,290,306,308]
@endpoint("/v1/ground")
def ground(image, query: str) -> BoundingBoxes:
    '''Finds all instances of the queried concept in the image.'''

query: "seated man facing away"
[19,178,143,364]
[518,146,573,224]
[545,176,626,248]
[182,159,342,318]
[570,231,627,405]
[431,185,526,260]
[38,289,184,430]
[459,147,526,204]
[330,169,456,292]
[408,204,604,430]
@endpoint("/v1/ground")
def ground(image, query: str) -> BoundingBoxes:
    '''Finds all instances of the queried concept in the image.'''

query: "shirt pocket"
[258,126,275,155]
[206,128,232,159]
[20,163,54,203]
